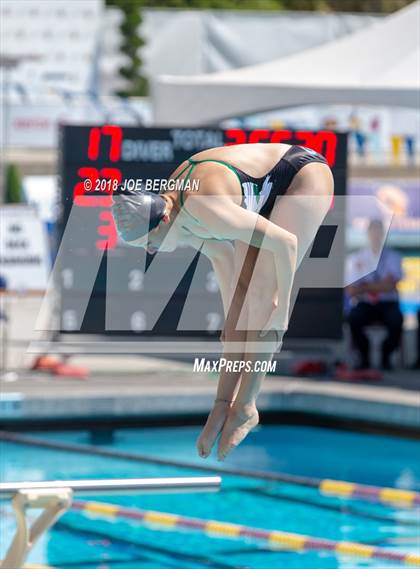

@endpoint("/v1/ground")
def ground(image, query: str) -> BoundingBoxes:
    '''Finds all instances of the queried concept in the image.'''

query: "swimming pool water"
[1,424,419,569]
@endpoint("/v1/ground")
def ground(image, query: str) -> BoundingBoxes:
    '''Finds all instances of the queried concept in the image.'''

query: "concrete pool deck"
[1,356,419,431]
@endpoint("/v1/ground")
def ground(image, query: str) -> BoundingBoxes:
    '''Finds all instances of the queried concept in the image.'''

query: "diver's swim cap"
[112,187,166,243]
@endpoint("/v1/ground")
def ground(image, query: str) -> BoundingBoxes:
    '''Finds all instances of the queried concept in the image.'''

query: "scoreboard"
[58,126,347,339]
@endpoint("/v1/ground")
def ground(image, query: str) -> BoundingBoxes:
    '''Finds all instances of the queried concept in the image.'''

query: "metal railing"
[0,476,221,499]
[0,476,221,569]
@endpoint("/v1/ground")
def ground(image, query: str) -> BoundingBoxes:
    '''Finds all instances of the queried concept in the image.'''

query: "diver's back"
[190,143,291,179]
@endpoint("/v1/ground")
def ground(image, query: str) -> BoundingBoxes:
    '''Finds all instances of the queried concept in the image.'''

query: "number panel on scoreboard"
[59,125,347,339]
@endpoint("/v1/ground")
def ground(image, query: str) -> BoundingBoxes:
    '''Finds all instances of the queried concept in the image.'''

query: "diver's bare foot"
[217,403,259,461]
[196,400,232,458]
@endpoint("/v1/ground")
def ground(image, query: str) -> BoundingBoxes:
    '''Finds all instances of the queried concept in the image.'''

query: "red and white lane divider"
[73,500,420,567]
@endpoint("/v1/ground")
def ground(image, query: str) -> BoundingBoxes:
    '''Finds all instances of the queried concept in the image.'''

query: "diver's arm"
[202,241,235,318]
[186,190,297,255]
[180,233,235,317]
[184,236,246,422]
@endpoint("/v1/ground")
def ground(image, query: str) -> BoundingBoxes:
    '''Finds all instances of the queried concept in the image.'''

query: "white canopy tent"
[153,1,420,125]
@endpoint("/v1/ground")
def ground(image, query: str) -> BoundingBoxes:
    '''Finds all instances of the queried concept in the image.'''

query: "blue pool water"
[1,424,419,569]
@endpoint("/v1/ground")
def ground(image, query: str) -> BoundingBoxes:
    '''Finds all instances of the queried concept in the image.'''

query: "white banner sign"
[0,205,50,290]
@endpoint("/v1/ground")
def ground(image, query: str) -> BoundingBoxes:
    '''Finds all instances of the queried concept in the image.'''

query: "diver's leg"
[196,344,245,458]
[217,163,334,459]
[217,248,279,460]
[197,241,252,458]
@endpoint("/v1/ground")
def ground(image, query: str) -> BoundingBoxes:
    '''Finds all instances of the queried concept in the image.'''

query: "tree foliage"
[107,0,148,96]
[137,0,413,11]
[5,163,23,204]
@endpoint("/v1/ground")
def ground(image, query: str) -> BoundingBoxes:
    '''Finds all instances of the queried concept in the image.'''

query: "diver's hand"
[259,309,286,351]
[260,308,286,335]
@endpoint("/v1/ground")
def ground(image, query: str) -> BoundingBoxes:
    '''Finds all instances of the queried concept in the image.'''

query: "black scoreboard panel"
[58,126,347,339]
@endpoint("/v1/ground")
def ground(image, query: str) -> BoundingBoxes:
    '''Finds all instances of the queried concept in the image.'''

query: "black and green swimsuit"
[176,145,328,220]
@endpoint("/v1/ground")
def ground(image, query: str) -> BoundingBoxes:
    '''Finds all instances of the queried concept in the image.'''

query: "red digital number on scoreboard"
[73,126,122,250]
[223,128,338,166]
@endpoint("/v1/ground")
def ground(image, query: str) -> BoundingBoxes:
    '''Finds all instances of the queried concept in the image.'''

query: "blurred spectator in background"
[346,219,403,370]
[405,134,416,164]
[322,116,338,130]
[391,134,403,164]
[350,112,366,158]
[391,108,419,165]
[369,116,381,160]
[0,274,7,328]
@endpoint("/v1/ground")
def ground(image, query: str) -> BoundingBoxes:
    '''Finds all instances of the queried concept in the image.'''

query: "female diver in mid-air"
[112,143,334,461]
